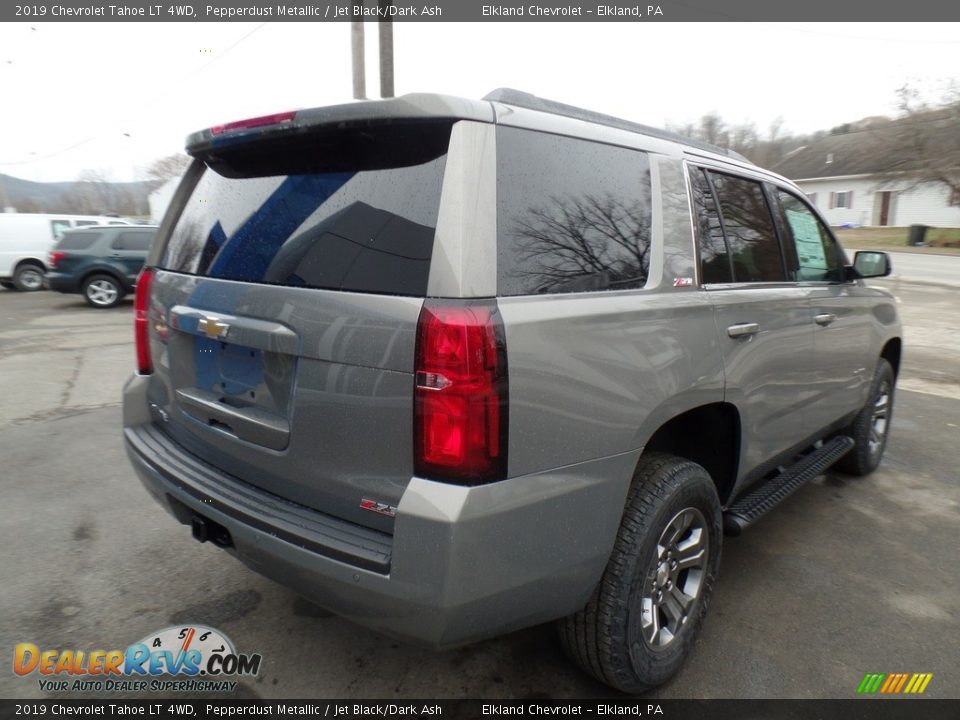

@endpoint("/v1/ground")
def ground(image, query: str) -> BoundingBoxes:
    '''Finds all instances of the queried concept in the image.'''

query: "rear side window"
[56,231,100,250]
[705,171,785,283]
[160,125,451,297]
[112,231,156,251]
[689,168,732,284]
[51,220,72,239]
[496,127,653,296]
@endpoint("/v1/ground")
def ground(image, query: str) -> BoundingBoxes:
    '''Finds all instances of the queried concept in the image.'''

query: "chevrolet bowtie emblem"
[198,316,229,339]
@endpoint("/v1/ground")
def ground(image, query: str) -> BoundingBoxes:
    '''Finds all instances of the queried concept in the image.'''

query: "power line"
[0,23,269,168]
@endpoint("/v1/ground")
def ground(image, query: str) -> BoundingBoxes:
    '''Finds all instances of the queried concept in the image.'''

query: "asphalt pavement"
[0,284,957,699]
[884,251,960,288]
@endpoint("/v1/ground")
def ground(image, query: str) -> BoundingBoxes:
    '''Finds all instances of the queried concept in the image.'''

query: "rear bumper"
[122,373,636,647]
[46,273,81,293]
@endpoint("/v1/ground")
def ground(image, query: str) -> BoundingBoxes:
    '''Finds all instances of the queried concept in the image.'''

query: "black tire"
[834,359,895,476]
[0,280,15,290]
[82,274,125,308]
[559,452,722,693]
[13,263,45,292]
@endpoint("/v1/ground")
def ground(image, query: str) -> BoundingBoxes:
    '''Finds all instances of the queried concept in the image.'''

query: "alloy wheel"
[637,507,709,649]
[869,380,892,457]
[86,279,119,306]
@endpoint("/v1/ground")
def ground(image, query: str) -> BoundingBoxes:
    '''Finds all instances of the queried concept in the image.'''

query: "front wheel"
[559,452,722,693]
[834,359,895,476]
[82,274,125,308]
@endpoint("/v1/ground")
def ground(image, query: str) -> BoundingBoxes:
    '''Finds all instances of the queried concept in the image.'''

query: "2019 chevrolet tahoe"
[122,90,901,693]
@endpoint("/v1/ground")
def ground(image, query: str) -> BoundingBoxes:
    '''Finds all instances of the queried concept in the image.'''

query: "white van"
[0,213,132,290]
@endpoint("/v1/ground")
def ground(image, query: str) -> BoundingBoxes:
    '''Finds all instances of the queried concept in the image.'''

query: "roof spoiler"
[186,94,494,157]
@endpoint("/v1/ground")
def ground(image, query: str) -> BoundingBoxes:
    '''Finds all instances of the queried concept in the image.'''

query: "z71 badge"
[360,499,397,517]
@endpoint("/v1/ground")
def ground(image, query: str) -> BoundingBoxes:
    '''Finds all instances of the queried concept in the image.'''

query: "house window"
[830,191,853,209]
[950,188,960,207]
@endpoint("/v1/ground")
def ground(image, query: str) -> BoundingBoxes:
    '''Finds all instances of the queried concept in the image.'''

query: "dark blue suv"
[47,225,157,308]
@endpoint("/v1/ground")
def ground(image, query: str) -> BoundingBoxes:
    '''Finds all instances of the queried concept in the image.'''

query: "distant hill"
[0,173,153,215]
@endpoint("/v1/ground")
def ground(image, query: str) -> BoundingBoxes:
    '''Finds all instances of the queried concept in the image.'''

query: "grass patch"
[835,226,960,253]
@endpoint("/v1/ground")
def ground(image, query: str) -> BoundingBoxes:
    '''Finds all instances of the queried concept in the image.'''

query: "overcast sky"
[1,22,958,183]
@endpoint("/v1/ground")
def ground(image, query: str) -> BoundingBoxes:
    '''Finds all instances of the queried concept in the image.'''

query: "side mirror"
[849,251,892,279]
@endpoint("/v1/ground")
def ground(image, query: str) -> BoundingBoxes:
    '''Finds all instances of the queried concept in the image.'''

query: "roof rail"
[483,88,752,164]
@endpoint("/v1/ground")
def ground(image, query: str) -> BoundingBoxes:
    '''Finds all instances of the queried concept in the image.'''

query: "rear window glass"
[160,128,450,297]
[496,127,653,296]
[112,231,156,251]
[56,232,100,250]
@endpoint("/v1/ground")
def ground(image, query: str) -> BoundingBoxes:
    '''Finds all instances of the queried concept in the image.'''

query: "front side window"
[708,172,786,283]
[496,127,653,296]
[776,191,843,282]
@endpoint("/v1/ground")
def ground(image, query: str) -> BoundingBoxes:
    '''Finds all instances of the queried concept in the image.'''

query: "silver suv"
[123,90,901,693]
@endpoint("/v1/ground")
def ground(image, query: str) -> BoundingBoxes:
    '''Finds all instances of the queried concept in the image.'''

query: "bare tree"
[668,113,809,167]
[872,85,960,198]
[730,122,758,158]
[62,169,118,214]
[698,113,729,148]
[145,154,190,186]
[13,198,43,213]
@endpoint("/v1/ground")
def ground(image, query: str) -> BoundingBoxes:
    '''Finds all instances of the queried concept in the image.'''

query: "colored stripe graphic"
[857,673,932,694]
[908,673,934,694]
[857,673,885,694]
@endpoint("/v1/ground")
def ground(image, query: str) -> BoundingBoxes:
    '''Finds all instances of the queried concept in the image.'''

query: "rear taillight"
[414,301,508,484]
[48,251,66,269]
[134,268,155,375]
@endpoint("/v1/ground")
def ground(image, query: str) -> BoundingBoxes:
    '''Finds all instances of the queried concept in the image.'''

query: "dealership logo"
[14,625,262,693]
[857,672,933,695]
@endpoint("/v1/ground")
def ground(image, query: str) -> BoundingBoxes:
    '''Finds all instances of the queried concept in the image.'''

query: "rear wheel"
[13,263,45,291]
[560,452,722,693]
[835,359,895,476]
[82,274,125,308]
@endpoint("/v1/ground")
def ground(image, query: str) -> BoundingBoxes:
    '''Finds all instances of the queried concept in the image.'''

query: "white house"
[772,123,960,228]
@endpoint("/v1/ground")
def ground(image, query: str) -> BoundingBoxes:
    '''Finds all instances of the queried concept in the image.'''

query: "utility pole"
[350,19,366,99]
[378,8,394,98]
[351,13,395,100]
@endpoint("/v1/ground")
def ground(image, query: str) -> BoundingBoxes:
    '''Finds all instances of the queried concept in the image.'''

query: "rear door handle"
[727,322,760,338]
[814,313,837,326]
